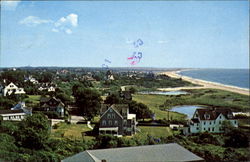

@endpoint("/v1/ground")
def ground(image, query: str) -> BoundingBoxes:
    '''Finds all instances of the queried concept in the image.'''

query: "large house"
[0,102,31,121]
[99,104,137,137]
[0,82,26,96]
[185,108,238,134]
[38,97,65,117]
[62,143,204,162]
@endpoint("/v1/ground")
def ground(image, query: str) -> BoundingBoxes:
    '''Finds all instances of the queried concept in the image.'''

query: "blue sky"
[1,1,249,68]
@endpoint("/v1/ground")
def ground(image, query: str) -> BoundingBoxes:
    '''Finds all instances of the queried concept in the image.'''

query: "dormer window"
[204,113,210,120]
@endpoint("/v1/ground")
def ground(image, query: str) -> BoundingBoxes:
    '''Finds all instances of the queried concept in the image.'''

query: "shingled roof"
[196,108,234,120]
[100,104,128,116]
[63,143,204,162]
[0,109,24,114]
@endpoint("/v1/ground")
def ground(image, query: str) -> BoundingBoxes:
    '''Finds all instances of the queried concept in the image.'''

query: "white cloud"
[19,16,53,27]
[53,13,78,34]
[157,40,168,44]
[1,0,21,11]
[65,29,72,34]
[52,28,59,32]
[125,39,133,44]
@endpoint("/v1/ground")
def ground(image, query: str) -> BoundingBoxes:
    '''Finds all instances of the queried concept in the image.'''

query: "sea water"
[179,69,249,89]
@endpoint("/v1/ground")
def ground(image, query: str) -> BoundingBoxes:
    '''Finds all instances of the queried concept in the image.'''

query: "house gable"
[100,107,123,120]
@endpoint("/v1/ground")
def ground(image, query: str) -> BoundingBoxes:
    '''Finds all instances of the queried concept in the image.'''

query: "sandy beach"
[158,71,250,96]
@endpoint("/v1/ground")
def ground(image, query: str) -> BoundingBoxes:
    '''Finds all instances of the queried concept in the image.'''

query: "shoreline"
[159,71,250,96]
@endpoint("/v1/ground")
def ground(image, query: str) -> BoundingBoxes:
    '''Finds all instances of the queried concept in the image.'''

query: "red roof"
[196,108,234,120]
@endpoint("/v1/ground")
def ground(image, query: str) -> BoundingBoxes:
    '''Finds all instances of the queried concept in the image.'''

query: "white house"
[24,76,39,84]
[1,82,26,96]
[185,108,238,134]
[0,109,27,121]
[48,86,56,92]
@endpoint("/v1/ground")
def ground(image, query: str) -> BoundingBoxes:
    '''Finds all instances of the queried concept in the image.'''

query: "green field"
[51,123,94,141]
[132,94,186,120]
[25,95,41,103]
[138,126,173,137]
[169,89,250,111]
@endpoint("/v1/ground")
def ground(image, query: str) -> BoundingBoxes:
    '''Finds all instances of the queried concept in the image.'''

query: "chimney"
[101,160,107,162]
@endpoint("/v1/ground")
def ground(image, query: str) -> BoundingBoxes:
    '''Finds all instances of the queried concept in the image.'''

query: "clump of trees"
[72,82,102,120]
[0,113,94,161]
[104,93,153,121]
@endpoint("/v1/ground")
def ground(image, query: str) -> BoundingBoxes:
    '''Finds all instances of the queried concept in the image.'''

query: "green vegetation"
[161,89,250,111]
[132,94,186,120]
[138,126,172,137]
[51,123,94,141]
[0,114,94,161]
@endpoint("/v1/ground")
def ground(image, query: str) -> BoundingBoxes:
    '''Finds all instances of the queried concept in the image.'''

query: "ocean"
[179,69,250,89]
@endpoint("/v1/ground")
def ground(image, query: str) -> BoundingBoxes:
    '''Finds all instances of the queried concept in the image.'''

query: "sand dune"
[159,71,250,96]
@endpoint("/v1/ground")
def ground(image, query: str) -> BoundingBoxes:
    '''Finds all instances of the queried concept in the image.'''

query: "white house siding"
[1,113,26,121]
[3,83,25,96]
[190,123,200,133]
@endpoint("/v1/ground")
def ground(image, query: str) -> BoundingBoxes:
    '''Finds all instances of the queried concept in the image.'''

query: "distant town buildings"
[99,104,137,137]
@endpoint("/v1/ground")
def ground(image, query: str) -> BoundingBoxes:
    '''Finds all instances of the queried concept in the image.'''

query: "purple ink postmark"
[101,59,111,70]
[128,39,143,65]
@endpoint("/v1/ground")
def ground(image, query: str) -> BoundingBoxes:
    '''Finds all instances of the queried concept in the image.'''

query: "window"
[212,128,214,131]
[204,121,206,125]
[110,109,113,112]
[124,120,127,126]
[109,120,112,125]
[196,127,199,130]
[112,114,115,119]
[210,122,212,125]
[208,128,210,131]
[107,114,111,119]
[234,121,237,124]
[219,121,221,124]
[204,114,210,119]
[102,120,106,126]
[114,120,118,126]
[220,116,222,119]
[204,128,206,131]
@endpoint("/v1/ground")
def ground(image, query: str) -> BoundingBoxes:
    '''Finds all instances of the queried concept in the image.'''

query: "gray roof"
[0,109,24,114]
[62,143,204,162]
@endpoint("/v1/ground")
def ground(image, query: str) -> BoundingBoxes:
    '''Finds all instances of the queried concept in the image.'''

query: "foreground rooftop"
[63,143,204,162]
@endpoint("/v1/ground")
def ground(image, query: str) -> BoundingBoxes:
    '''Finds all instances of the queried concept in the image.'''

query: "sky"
[0,0,249,68]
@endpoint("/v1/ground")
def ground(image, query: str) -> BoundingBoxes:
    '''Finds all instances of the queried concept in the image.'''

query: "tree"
[38,72,54,83]
[55,92,72,105]
[104,93,121,105]
[72,81,93,96]
[128,87,137,94]
[224,128,249,148]
[17,113,50,149]
[73,88,102,120]
[0,97,16,110]
[221,120,234,134]
[129,101,152,121]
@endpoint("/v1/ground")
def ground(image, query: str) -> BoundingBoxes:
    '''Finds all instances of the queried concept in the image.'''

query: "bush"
[224,128,249,148]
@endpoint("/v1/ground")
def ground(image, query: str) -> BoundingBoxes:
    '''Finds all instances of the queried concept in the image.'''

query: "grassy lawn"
[132,94,186,120]
[138,126,173,137]
[51,122,94,141]
[25,95,41,103]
